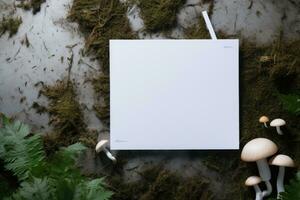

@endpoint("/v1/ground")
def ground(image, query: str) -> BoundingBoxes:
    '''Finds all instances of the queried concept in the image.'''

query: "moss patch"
[135,0,186,33]
[36,79,99,154]
[69,0,136,73]
[40,80,86,135]
[92,74,110,125]
[69,0,136,125]
[0,17,22,37]
[17,0,45,14]
[184,17,210,39]
[108,166,214,200]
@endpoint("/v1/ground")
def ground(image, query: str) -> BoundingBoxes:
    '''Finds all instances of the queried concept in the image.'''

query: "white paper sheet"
[110,39,239,150]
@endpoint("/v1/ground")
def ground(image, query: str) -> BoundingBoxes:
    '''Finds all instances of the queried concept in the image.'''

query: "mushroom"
[245,176,263,200]
[269,154,295,198]
[259,116,269,128]
[270,119,286,135]
[95,140,116,163]
[241,138,278,197]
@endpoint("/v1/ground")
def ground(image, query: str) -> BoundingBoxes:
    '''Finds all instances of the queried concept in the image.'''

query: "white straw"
[201,11,217,40]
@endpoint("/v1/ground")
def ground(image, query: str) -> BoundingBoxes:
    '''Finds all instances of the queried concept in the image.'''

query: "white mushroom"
[269,154,295,198]
[241,138,278,197]
[270,119,286,135]
[245,176,263,200]
[259,116,269,128]
[95,140,116,163]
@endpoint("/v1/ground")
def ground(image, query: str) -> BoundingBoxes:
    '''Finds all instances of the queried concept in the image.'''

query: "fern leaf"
[47,143,86,181]
[72,178,113,200]
[0,120,46,180]
[280,172,300,200]
[5,177,54,200]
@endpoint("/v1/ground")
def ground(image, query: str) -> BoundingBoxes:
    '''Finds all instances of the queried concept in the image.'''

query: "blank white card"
[110,39,239,150]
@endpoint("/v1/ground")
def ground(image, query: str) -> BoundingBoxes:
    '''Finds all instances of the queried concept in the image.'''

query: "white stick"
[201,11,217,40]
[277,166,285,198]
[253,185,263,200]
[262,181,272,197]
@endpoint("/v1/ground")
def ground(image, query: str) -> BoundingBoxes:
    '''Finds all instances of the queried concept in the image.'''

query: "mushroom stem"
[256,159,271,181]
[262,181,272,197]
[256,159,272,197]
[264,122,268,128]
[277,166,285,198]
[103,148,116,163]
[276,126,283,135]
[253,185,263,200]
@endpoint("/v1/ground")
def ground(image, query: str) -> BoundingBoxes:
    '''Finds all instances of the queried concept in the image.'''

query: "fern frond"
[0,120,46,180]
[47,143,86,181]
[0,116,112,200]
[5,177,54,200]
[73,178,113,200]
[280,172,300,200]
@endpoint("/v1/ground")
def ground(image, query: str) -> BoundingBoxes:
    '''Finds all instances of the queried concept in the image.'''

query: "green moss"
[40,80,86,135]
[140,170,180,200]
[69,0,136,73]
[269,40,299,92]
[0,17,22,37]
[184,17,210,39]
[92,74,110,124]
[109,166,214,200]
[135,0,186,33]
[69,0,136,125]
[17,0,45,14]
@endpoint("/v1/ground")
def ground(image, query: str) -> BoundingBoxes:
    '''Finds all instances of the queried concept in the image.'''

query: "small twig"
[43,41,49,52]
[78,58,97,71]
[8,46,21,63]
[66,52,74,88]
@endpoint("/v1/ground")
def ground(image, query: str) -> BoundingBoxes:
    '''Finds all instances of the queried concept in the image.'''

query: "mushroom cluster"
[241,138,296,199]
[259,116,286,135]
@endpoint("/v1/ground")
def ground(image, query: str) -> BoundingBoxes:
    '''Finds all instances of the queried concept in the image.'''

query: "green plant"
[0,115,112,200]
[135,0,186,33]
[279,172,300,200]
[0,16,22,37]
[278,93,300,116]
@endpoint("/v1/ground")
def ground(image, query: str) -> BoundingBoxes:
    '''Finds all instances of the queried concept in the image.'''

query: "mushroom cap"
[95,140,108,153]
[245,176,262,186]
[269,154,295,168]
[241,138,278,162]
[270,119,286,127]
[259,116,269,123]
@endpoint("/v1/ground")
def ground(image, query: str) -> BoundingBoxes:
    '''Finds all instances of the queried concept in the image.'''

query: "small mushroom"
[270,119,286,135]
[259,116,269,128]
[269,154,295,198]
[95,140,116,163]
[241,138,278,197]
[245,176,263,200]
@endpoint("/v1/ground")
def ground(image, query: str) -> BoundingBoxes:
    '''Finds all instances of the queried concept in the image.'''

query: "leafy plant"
[0,115,112,200]
[279,172,300,200]
[279,93,300,116]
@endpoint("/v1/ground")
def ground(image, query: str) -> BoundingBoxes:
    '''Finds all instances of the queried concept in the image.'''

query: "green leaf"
[278,93,300,116]
[47,143,86,181]
[280,172,300,200]
[0,116,112,200]
[6,177,54,200]
[0,120,46,180]
[73,178,113,200]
